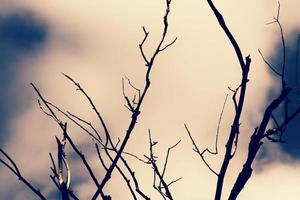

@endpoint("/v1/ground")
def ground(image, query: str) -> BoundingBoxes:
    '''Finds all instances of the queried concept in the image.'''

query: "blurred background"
[0,0,300,199]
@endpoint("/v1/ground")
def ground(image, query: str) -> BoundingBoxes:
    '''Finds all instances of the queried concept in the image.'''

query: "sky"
[0,0,300,199]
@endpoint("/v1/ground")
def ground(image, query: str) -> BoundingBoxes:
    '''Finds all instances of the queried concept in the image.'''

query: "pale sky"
[1,0,300,199]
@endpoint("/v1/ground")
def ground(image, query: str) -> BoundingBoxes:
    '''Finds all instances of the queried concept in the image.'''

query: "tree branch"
[0,149,47,200]
[91,0,176,198]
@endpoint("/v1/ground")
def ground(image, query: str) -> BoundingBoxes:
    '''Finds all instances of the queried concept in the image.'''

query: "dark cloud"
[264,28,300,159]
[0,12,48,144]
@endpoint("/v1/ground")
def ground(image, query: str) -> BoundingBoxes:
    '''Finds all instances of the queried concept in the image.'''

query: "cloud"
[262,26,300,158]
[0,11,48,144]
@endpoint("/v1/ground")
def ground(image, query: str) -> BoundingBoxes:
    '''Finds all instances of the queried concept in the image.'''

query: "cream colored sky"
[1,0,300,199]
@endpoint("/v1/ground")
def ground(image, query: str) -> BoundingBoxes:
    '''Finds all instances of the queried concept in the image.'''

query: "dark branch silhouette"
[202,1,300,200]
[206,1,251,199]
[143,130,181,200]
[0,149,47,200]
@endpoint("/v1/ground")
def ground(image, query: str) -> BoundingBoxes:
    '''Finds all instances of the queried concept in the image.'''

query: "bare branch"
[147,131,175,200]
[184,124,218,176]
[229,87,291,200]
[0,149,47,200]
[122,78,134,112]
[258,49,282,76]
[62,123,101,188]
[139,26,150,66]
[92,1,176,198]
[266,2,286,88]
[207,0,250,72]
[265,107,300,142]
[206,1,252,199]
[213,93,228,155]
[159,37,178,52]
[119,155,151,200]
[67,111,102,142]
[62,73,113,148]
[46,101,103,144]
[161,140,181,180]
[167,177,183,187]
[31,84,114,198]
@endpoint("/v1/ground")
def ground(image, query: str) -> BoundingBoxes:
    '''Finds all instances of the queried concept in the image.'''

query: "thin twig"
[258,49,282,76]
[148,131,175,200]
[62,73,113,148]
[184,124,218,176]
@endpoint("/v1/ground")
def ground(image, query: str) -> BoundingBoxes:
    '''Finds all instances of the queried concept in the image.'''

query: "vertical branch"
[144,131,180,200]
[268,3,288,120]
[206,1,251,200]
[276,2,286,88]
[228,88,291,200]
[228,3,300,199]
[92,0,176,199]
[55,135,70,200]
[214,94,229,155]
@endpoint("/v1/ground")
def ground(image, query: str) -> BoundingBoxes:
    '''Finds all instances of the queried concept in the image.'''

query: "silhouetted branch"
[185,93,228,175]
[207,0,249,72]
[63,123,101,186]
[267,2,286,88]
[228,87,291,200]
[50,137,79,200]
[265,107,300,142]
[139,26,150,66]
[206,1,252,199]
[229,4,300,198]
[40,94,129,199]
[31,83,116,199]
[59,78,148,199]
[56,136,70,200]
[92,1,176,198]
[95,144,108,170]
[159,37,178,52]
[119,154,151,200]
[62,74,113,149]
[122,76,141,112]
[67,111,102,142]
[229,87,238,112]
[161,140,181,180]
[258,49,282,76]
[62,74,142,199]
[46,101,102,144]
[144,131,179,200]
[207,93,228,156]
[122,78,135,112]
[0,149,47,200]
[184,124,218,176]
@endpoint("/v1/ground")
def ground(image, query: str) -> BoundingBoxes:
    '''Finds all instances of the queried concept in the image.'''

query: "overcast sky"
[1,0,300,199]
